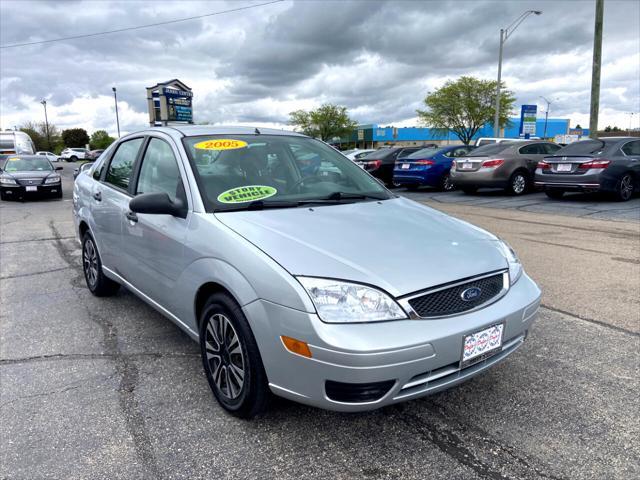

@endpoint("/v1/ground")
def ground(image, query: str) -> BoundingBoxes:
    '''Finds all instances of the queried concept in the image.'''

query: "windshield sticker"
[217,185,277,204]
[194,139,248,151]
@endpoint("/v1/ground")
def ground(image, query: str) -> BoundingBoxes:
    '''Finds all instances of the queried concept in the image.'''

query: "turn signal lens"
[481,159,505,169]
[281,336,312,358]
[578,159,610,170]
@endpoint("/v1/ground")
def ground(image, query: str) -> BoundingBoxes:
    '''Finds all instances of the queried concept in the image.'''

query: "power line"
[0,0,284,49]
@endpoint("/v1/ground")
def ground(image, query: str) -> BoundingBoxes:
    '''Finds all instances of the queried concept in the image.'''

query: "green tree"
[416,76,516,145]
[62,128,90,148]
[289,104,358,142]
[89,130,116,150]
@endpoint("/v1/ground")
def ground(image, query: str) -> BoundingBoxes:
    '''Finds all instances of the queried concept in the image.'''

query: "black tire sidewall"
[199,293,268,418]
[81,232,119,296]
[615,174,634,201]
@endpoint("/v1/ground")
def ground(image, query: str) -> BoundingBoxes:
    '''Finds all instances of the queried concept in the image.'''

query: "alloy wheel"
[83,239,98,288]
[620,174,633,200]
[512,174,526,194]
[442,174,454,191]
[204,314,245,400]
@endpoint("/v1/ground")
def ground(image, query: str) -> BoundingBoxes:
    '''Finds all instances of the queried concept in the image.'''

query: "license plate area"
[461,162,473,170]
[461,323,504,368]
[25,186,38,192]
[557,163,572,172]
[401,163,410,169]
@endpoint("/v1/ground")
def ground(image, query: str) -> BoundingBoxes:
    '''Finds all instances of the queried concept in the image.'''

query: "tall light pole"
[112,87,121,138]
[540,96,552,139]
[589,0,604,139]
[40,99,51,151]
[493,10,543,137]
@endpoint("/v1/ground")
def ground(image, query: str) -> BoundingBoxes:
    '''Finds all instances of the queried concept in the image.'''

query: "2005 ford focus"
[73,126,541,418]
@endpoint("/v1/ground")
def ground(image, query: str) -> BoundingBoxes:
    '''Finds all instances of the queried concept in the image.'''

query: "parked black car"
[355,147,423,187]
[0,155,63,200]
[535,137,640,201]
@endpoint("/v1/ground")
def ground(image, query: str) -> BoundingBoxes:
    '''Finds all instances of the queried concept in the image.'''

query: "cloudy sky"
[1,0,638,136]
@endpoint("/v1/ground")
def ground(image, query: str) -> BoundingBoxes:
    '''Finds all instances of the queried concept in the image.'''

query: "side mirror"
[55,166,63,171]
[129,192,187,219]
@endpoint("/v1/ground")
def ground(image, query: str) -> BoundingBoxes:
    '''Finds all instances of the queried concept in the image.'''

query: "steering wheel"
[289,175,325,193]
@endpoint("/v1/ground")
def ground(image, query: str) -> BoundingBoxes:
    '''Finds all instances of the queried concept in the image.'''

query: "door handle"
[93,191,102,201]
[126,211,138,223]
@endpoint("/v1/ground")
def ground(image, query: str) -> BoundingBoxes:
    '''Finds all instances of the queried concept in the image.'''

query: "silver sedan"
[73,126,541,418]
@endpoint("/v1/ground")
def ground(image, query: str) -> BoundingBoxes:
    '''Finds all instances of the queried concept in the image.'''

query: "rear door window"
[105,138,144,191]
[519,144,545,155]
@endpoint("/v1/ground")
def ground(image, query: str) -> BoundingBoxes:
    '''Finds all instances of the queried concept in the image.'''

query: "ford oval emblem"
[461,287,482,302]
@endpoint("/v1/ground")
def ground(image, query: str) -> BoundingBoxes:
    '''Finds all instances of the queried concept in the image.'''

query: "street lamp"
[112,87,121,138]
[40,99,51,151]
[493,10,543,137]
[539,96,552,139]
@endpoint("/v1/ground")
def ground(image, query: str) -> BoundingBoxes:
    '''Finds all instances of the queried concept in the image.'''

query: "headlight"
[44,175,61,184]
[0,176,17,185]
[297,277,407,323]
[498,240,522,285]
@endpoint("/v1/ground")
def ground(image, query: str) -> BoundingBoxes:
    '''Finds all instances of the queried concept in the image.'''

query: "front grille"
[408,272,505,318]
[17,178,43,186]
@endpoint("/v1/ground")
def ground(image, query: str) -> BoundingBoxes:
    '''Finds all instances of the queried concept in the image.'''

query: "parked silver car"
[73,126,541,418]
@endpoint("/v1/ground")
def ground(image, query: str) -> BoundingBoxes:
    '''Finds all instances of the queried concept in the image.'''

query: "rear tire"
[70,156,78,162]
[506,171,529,195]
[545,189,565,199]
[461,186,477,195]
[440,173,455,192]
[613,173,634,202]
[200,293,269,419]
[82,233,120,296]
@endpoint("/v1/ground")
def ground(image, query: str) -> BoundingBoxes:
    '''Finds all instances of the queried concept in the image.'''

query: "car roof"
[144,125,308,138]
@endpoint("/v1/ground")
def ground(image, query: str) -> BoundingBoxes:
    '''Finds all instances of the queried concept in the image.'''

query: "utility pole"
[493,10,543,137]
[112,87,121,138]
[40,99,51,151]
[540,96,552,139]
[589,0,604,139]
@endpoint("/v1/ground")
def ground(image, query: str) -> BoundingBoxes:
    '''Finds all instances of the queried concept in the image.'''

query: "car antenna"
[255,127,261,135]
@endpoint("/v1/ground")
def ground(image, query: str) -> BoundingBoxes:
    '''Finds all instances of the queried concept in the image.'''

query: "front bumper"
[244,273,541,412]
[1,183,61,198]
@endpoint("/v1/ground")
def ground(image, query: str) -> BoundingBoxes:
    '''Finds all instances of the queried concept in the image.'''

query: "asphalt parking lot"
[1,163,639,480]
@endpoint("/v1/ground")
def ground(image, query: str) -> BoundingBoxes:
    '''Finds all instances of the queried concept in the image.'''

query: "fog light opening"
[281,336,312,358]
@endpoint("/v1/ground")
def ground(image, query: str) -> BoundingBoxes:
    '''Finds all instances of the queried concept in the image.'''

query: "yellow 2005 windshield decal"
[217,185,277,204]
[194,139,248,151]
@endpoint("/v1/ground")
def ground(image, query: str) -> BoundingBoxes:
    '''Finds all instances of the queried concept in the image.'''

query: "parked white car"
[36,151,59,162]
[343,149,376,160]
[60,148,90,162]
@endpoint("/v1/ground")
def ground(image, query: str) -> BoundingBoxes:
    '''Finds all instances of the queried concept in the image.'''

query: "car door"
[118,135,192,310]
[91,137,144,273]
[518,143,548,173]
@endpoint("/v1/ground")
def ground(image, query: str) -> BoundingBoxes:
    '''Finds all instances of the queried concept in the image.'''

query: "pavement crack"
[0,235,76,245]
[0,352,199,366]
[540,304,639,337]
[0,266,72,280]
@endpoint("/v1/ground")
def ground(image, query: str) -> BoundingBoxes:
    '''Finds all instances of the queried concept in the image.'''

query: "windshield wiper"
[215,199,301,212]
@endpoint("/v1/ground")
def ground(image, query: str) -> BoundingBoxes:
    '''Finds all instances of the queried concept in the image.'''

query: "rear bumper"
[243,273,541,412]
[534,170,608,191]
[450,169,507,188]
[393,170,441,186]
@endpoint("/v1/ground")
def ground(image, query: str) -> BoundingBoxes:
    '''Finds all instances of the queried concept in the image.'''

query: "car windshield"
[183,135,392,212]
[552,140,606,156]
[468,143,513,156]
[3,157,52,172]
[406,147,439,159]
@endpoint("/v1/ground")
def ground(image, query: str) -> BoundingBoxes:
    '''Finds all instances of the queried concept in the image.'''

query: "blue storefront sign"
[163,88,193,122]
[519,105,537,138]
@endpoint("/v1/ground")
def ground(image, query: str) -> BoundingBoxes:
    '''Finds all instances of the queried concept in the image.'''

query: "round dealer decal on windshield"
[217,185,277,203]
[194,139,248,151]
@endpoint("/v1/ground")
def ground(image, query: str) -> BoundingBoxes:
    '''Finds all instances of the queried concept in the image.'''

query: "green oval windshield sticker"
[217,185,277,204]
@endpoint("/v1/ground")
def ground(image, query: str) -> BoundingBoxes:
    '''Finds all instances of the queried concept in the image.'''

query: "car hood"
[2,171,54,179]
[215,197,508,297]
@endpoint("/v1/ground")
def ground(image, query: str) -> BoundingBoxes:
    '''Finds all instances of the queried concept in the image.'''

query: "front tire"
[507,171,529,195]
[70,156,78,162]
[200,293,269,419]
[440,173,455,192]
[614,173,634,202]
[82,233,120,296]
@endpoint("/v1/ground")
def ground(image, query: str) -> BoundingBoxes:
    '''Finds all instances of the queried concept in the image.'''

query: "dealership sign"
[146,79,194,126]
[519,105,537,137]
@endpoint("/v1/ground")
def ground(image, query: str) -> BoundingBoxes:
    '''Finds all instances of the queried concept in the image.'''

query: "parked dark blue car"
[393,145,476,191]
